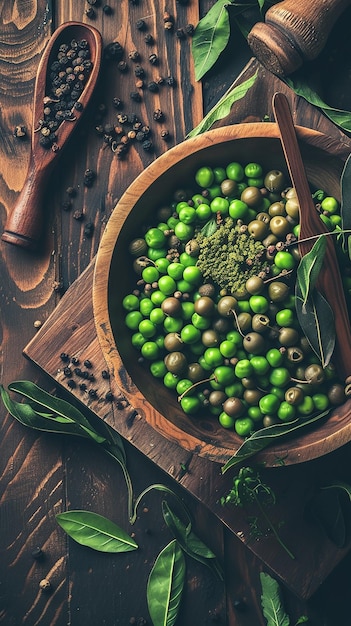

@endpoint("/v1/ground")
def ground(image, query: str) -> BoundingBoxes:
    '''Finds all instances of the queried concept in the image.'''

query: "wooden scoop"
[272,91,351,381]
[1,22,102,250]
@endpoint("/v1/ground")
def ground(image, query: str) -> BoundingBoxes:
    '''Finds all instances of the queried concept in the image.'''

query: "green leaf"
[8,380,106,443]
[161,501,224,581]
[285,76,351,133]
[221,410,330,472]
[340,153,351,257]
[295,285,335,367]
[260,572,290,626]
[56,510,138,552]
[187,70,258,137]
[0,384,99,440]
[192,0,231,81]
[296,235,326,306]
[147,539,186,626]
[200,217,218,237]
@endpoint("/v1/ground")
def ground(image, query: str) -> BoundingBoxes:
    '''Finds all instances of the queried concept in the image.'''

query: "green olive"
[209,390,227,406]
[236,312,252,333]
[264,169,286,193]
[241,186,263,208]
[194,296,215,317]
[202,329,221,347]
[129,238,148,256]
[251,314,270,333]
[286,347,304,363]
[278,327,300,347]
[247,219,268,240]
[268,201,286,217]
[245,275,265,295]
[198,283,216,297]
[244,388,264,404]
[164,332,184,351]
[268,281,290,302]
[328,383,346,405]
[161,297,182,317]
[269,215,291,237]
[187,363,207,382]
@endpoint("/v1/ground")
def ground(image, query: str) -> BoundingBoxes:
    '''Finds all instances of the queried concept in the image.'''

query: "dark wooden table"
[2,2,351,625]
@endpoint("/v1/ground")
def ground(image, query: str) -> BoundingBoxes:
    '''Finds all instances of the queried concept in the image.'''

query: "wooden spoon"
[1,22,102,250]
[272,91,351,381]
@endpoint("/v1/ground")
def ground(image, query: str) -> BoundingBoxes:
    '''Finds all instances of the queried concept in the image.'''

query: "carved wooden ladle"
[1,22,102,250]
[273,92,351,381]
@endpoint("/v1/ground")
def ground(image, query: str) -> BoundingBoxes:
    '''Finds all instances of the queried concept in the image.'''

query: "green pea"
[234,417,254,437]
[180,324,201,344]
[125,310,143,330]
[269,367,291,388]
[179,206,197,224]
[219,411,235,429]
[179,252,197,267]
[234,359,253,378]
[312,393,329,411]
[139,298,155,317]
[226,161,244,182]
[181,301,195,319]
[139,319,156,338]
[149,307,166,325]
[204,347,224,367]
[163,371,180,389]
[196,203,212,221]
[277,401,296,421]
[228,199,248,220]
[167,262,185,280]
[141,341,160,360]
[122,294,139,311]
[174,221,194,242]
[250,355,270,376]
[150,290,167,305]
[180,396,201,414]
[266,348,284,367]
[176,378,193,395]
[163,316,183,333]
[219,340,237,358]
[213,365,235,386]
[249,295,269,314]
[195,166,214,188]
[131,332,147,349]
[150,360,167,378]
[259,393,280,414]
[297,395,315,416]
[145,227,166,249]
[210,196,229,215]
[158,275,177,295]
[274,251,295,270]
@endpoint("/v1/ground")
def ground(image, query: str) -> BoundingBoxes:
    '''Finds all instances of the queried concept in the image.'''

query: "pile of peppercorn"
[37,38,93,150]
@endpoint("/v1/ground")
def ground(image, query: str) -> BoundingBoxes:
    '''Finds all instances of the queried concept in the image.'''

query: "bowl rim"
[93,122,351,466]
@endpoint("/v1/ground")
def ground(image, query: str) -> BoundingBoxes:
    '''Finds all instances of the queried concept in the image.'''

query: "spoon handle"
[273,91,351,381]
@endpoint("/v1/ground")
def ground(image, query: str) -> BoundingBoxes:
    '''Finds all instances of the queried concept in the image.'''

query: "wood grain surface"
[3,1,351,625]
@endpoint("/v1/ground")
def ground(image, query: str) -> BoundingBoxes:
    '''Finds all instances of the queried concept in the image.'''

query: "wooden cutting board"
[24,57,351,599]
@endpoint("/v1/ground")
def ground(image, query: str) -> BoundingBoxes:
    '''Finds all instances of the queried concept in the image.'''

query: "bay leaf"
[221,410,330,473]
[187,70,258,137]
[56,510,138,552]
[295,284,335,367]
[296,235,326,306]
[192,0,231,81]
[147,539,186,626]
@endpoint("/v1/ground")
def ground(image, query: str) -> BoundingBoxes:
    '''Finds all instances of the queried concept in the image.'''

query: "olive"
[251,314,270,333]
[262,233,278,247]
[263,415,278,427]
[232,285,249,300]
[133,256,152,275]
[129,238,148,256]
[328,383,346,406]
[256,212,270,224]
[243,388,264,404]
[269,216,291,237]
[243,332,266,355]
[212,316,231,334]
[241,377,256,389]
[164,351,188,375]
[285,386,304,405]
[198,283,216,298]
[221,178,237,197]
[161,297,182,317]
[304,363,325,385]
[247,219,268,240]
[268,281,290,302]
[241,186,263,208]
[194,296,215,317]
[164,332,184,351]
[278,327,300,347]
[209,390,227,406]
[285,188,300,220]
[264,169,286,193]
[187,363,207,382]
[202,329,220,347]
[223,397,245,417]
[286,347,304,363]
[157,205,173,222]
[185,239,200,257]
[245,275,265,295]
[236,312,252,333]
[268,201,286,217]
[217,296,238,316]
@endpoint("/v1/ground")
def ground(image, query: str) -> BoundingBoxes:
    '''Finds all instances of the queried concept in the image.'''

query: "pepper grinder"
[247,0,351,77]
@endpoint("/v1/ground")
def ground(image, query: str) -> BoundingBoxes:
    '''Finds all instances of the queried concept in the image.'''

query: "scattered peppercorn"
[161,129,170,141]
[105,391,114,401]
[136,19,146,30]
[60,352,70,362]
[147,81,158,93]
[148,53,158,65]
[185,23,195,35]
[66,186,77,197]
[176,28,186,39]
[117,61,128,72]
[85,7,96,19]
[134,64,145,77]
[84,359,93,368]
[13,124,27,139]
[63,366,72,377]
[144,34,154,45]
[83,168,96,187]
[103,4,113,14]
[31,546,44,560]
[73,209,84,220]
[79,382,87,391]
[84,222,94,238]
[153,108,164,121]
[101,370,110,379]
[104,41,124,61]
[87,0,101,5]
[128,50,140,61]
[142,139,153,151]
[166,76,176,87]
[88,388,98,398]
[39,579,51,592]
[67,379,76,389]
[130,91,142,102]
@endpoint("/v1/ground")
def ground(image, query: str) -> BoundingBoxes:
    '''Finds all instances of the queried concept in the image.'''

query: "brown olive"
[185,239,200,257]
[187,363,207,382]
[164,351,188,374]
[263,415,278,427]
[243,332,266,355]
[278,327,300,347]
[209,390,227,406]
[241,377,256,389]
[304,363,325,385]
[264,169,286,193]
[133,256,152,275]
[161,297,182,317]
[256,211,271,224]
[262,233,278,247]
[241,186,263,208]
[285,386,304,405]
[232,285,249,300]
[285,187,300,220]
[221,178,237,197]
[236,312,252,333]
[202,329,220,347]
[243,388,264,404]
[268,281,290,302]
[245,275,265,295]
[164,332,184,352]
[198,283,216,298]
[223,397,245,417]
[157,205,173,222]
[269,216,291,237]
[217,296,237,316]
[251,314,270,333]
[129,238,148,256]
[328,383,346,406]
[268,201,286,217]
[194,296,215,317]
[212,316,231,334]
[286,347,304,363]
[247,219,268,240]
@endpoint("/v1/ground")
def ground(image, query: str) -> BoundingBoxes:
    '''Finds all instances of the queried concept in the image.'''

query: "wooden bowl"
[93,123,351,466]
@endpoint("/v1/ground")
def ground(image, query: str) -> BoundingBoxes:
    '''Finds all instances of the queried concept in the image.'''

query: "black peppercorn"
[144,34,154,45]
[73,209,84,220]
[71,357,80,365]
[104,41,124,61]
[60,352,70,362]
[112,97,123,109]
[66,186,77,197]
[148,53,158,65]
[136,19,146,30]
[63,366,72,377]
[101,370,110,379]
[117,61,128,72]
[13,125,27,139]
[67,379,76,389]
[87,0,101,5]
[185,23,195,35]
[79,383,87,391]
[31,546,44,560]
[161,129,170,140]
[130,91,142,102]
[153,108,164,121]
[84,222,94,238]
[83,168,96,187]
[128,50,140,61]
[84,359,93,369]
[176,28,186,39]
[88,389,98,398]
[103,4,113,14]
[147,81,158,93]
[105,391,114,401]
[85,7,96,19]
[142,139,153,151]
[74,101,83,111]
[134,64,145,77]
[166,75,176,87]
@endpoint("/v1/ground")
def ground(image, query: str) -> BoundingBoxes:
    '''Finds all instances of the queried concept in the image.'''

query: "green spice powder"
[196,217,267,295]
